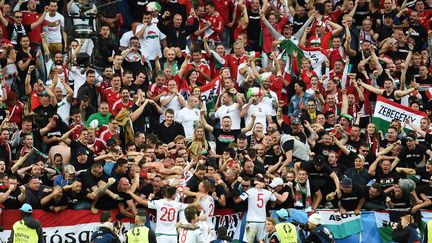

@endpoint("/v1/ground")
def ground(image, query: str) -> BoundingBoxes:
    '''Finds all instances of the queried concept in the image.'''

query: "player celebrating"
[234,176,277,242]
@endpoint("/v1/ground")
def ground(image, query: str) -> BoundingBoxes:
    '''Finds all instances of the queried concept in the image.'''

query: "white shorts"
[156,234,177,243]
[245,221,266,242]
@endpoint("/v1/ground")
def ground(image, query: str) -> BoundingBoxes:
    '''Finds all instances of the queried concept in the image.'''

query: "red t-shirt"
[22,11,42,44]
[103,87,120,113]
[204,12,224,42]
[112,99,134,116]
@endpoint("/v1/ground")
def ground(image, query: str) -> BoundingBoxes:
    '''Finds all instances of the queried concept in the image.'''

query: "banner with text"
[372,96,427,133]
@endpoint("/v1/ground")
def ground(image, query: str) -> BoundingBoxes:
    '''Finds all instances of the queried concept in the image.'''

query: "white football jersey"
[178,228,205,243]
[240,187,276,222]
[148,199,187,234]
[199,195,215,228]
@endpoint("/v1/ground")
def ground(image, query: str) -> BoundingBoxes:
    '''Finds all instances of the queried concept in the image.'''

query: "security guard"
[274,209,298,243]
[9,203,44,243]
[126,209,157,243]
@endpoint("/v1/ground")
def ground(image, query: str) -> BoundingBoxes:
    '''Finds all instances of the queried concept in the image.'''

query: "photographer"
[391,215,421,243]
[90,211,121,243]
[299,213,335,243]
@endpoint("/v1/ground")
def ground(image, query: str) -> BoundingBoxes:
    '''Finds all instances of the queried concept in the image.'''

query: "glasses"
[14,16,23,19]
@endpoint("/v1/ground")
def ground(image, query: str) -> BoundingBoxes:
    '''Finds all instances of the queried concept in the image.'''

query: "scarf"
[294,179,312,210]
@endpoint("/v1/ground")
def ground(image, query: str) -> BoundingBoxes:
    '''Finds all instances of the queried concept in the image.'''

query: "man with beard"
[292,169,323,213]
[368,156,400,193]
[364,182,387,210]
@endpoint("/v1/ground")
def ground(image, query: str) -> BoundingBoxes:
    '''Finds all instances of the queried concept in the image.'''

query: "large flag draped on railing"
[1,209,432,242]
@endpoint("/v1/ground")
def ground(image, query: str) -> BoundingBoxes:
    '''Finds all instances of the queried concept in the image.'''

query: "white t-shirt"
[176,107,200,139]
[119,30,134,48]
[243,102,271,135]
[160,94,182,122]
[261,90,278,116]
[43,12,64,44]
[215,103,241,130]
[178,228,205,243]
[240,187,276,222]
[57,97,71,125]
[45,60,70,95]
[148,199,187,235]
[136,23,166,60]
[69,67,102,98]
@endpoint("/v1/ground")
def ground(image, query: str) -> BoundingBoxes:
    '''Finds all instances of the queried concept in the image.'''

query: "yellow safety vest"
[12,220,38,243]
[126,226,150,243]
[427,220,432,243]
[275,222,298,243]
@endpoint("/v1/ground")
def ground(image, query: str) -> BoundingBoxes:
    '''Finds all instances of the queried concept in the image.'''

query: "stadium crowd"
[1,0,432,241]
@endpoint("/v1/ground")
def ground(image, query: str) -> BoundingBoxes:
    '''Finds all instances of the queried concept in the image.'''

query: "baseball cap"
[291,117,301,125]
[340,113,353,121]
[308,213,321,225]
[76,147,88,156]
[275,208,289,220]
[19,203,33,213]
[270,177,284,188]
[406,133,417,141]
[341,177,353,188]
[64,165,76,174]
[237,133,247,140]
[427,157,432,165]
[356,154,365,162]
[310,37,321,45]
[313,155,326,167]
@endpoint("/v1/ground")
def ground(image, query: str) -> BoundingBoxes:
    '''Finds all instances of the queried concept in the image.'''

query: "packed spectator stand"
[1,0,432,241]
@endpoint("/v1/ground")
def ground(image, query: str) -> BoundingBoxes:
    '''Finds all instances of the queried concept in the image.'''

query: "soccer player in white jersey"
[128,185,200,243]
[197,180,216,240]
[177,206,205,243]
[234,177,277,243]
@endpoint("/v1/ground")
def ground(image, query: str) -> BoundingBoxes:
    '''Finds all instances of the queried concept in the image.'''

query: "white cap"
[270,178,284,188]
[308,213,321,225]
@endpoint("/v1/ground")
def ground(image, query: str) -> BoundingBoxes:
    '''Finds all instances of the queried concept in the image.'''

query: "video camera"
[292,220,307,230]
[382,220,399,228]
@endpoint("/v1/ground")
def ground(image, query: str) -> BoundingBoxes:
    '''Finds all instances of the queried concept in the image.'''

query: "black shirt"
[397,144,428,168]
[374,166,400,191]
[156,121,185,144]
[415,184,432,209]
[186,174,202,193]
[70,140,94,166]
[0,187,22,209]
[339,185,365,211]
[415,167,432,186]
[212,128,241,155]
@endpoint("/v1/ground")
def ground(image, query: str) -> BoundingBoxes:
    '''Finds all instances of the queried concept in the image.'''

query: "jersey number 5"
[257,193,264,208]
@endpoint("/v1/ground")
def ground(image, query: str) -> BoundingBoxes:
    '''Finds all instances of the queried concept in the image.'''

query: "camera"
[292,220,306,230]
[382,220,399,228]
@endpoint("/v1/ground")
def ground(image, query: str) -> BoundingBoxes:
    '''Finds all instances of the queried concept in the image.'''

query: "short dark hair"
[100,211,112,223]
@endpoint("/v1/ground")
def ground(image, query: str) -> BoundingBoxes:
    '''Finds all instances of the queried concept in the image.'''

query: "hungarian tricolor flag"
[372,96,428,133]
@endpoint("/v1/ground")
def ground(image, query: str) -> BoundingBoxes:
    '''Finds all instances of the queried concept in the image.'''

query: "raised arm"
[0,9,8,26]
[200,109,213,133]
[368,155,382,177]
[31,9,47,30]
[358,80,384,95]
[240,115,256,133]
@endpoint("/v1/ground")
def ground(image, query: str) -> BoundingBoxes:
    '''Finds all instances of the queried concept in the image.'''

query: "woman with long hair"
[188,126,216,158]
[361,122,382,154]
